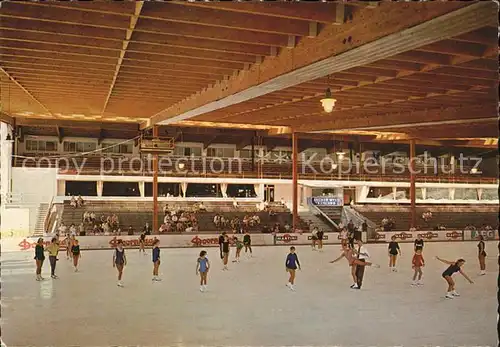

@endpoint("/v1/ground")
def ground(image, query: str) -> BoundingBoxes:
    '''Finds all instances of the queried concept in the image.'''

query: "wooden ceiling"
[0,1,498,143]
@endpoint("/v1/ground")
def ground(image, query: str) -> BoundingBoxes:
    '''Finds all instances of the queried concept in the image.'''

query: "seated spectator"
[198,202,206,211]
[159,223,167,233]
[58,222,67,235]
[284,222,291,232]
[280,197,285,206]
[77,195,84,207]
[93,223,103,234]
[78,222,85,235]
[69,224,77,237]
[90,212,96,223]
[102,222,110,234]
[127,225,134,235]
[164,214,171,224]
[172,214,178,223]
[83,211,89,223]
[70,196,77,209]
[233,198,239,210]
[422,211,432,223]
[252,215,260,225]
[213,214,220,228]
[269,209,276,217]
[100,215,106,224]
[163,204,169,215]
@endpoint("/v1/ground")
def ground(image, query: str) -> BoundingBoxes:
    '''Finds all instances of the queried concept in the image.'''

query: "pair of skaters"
[112,238,161,287]
[33,236,82,281]
[387,235,425,285]
[218,231,253,270]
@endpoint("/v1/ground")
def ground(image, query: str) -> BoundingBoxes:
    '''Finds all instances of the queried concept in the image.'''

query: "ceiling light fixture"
[320,88,336,113]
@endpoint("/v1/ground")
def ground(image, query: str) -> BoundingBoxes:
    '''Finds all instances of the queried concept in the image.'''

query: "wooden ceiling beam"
[55,126,64,143]
[0,67,54,117]
[0,50,117,66]
[130,32,272,56]
[296,104,498,132]
[135,20,289,47]
[0,17,127,40]
[170,1,346,24]
[14,118,139,131]
[124,52,243,70]
[102,1,143,117]
[203,135,219,150]
[0,39,119,59]
[1,25,274,57]
[389,51,453,65]
[2,66,115,79]
[140,2,312,37]
[0,112,14,125]
[415,39,491,57]
[457,58,498,71]
[0,60,117,75]
[0,2,132,29]
[147,1,492,127]
[452,26,498,45]
[126,43,256,64]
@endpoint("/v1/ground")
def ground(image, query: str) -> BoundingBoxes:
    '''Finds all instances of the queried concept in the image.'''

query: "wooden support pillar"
[292,132,298,232]
[152,125,159,234]
[409,139,416,228]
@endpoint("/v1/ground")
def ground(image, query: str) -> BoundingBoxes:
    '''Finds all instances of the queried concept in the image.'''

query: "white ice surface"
[1,241,497,347]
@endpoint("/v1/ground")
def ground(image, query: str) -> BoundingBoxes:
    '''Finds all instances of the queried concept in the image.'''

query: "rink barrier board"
[369,229,499,243]
[1,230,497,252]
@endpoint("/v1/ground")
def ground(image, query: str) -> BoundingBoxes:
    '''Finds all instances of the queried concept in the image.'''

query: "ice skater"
[71,239,81,272]
[317,229,324,252]
[221,234,230,270]
[414,234,424,252]
[285,246,301,291]
[47,237,60,279]
[139,231,146,254]
[477,235,486,275]
[113,240,127,287]
[388,236,401,271]
[243,231,252,257]
[411,248,424,286]
[311,227,318,250]
[340,228,348,247]
[152,239,161,281]
[196,250,210,292]
[352,239,371,289]
[34,238,45,281]
[65,236,72,260]
[218,232,226,260]
[436,256,473,299]
[330,243,379,289]
[232,237,243,263]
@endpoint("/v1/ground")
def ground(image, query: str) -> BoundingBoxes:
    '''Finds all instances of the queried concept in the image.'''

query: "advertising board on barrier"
[1,234,276,252]
[369,230,464,243]
[464,229,498,241]
[274,233,342,245]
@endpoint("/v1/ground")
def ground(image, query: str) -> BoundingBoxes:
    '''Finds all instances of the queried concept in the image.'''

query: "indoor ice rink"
[1,242,496,347]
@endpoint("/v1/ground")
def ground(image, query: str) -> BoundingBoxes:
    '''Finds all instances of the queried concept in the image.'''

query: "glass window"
[454,188,478,200]
[482,189,498,200]
[26,140,37,151]
[239,149,259,158]
[367,187,393,199]
[427,188,450,200]
[46,141,57,152]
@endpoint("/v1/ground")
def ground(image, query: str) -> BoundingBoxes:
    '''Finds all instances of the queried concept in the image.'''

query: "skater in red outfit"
[411,249,424,286]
